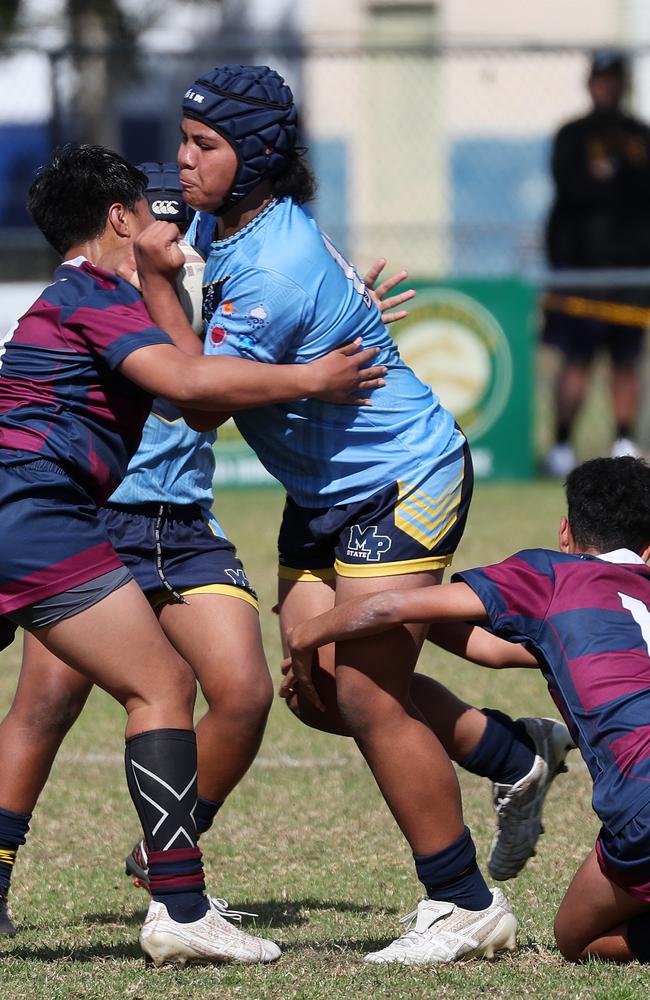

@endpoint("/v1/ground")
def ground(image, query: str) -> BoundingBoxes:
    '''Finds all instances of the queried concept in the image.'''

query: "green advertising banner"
[395,279,535,479]
[212,278,536,487]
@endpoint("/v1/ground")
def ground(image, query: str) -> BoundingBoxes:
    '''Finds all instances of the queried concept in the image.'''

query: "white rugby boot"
[610,437,642,459]
[487,716,576,881]
[543,443,576,478]
[364,888,517,965]
[139,897,281,966]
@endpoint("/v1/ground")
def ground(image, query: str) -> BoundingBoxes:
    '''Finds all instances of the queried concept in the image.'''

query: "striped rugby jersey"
[455,549,650,833]
[0,257,171,505]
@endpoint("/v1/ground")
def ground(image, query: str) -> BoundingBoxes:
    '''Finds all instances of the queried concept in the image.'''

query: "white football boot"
[487,717,576,881]
[610,437,642,459]
[364,888,517,965]
[140,897,281,966]
[543,443,576,478]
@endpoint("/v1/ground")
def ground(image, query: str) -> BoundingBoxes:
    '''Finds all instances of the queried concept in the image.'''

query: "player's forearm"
[427,621,537,669]
[289,583,488,655]
[170,354,317,410]
[139,273,203,357]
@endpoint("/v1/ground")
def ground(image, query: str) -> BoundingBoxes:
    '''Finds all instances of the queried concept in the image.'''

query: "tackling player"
[286,457,650,965]
[145,62,565,963]
[0,144,385,966]
[0,161,408,954]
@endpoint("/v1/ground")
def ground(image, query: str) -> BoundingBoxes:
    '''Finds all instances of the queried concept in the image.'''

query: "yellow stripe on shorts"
[277,565,336,583]
[150,584,258,610]
[334,554,452,578]
[395,465,464,550]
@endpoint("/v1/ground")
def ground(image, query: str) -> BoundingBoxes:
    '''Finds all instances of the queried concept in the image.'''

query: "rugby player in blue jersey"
[152,63,574,964]
[286,457,650,966]
[0,145,386,965]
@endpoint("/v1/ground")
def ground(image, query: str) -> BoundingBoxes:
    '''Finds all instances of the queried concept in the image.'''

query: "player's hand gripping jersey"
[191,198,462,508]
[456,549,650,835]
[0,258,171,505]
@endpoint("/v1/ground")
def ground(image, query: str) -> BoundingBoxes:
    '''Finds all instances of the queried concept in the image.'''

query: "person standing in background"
[543,48,650,477]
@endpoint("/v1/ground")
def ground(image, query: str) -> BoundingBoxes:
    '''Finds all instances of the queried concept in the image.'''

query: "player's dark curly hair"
[270,147,317,203]
[566,457,650,554]
[28,144,148,255]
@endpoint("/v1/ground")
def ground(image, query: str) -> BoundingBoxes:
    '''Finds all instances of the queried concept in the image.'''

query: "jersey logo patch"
[346,525,392,561]
[203,277,230,327]
[210,326,226,346]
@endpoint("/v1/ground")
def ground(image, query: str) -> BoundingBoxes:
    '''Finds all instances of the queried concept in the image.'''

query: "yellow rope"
[542,292,650,328]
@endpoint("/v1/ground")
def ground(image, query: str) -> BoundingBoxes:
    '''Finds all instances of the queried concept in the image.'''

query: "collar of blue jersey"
[596,549,646,565]
[210,197,280,248]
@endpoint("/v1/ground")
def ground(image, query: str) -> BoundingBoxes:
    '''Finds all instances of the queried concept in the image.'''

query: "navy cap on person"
[589,47,628,79]
[181,64,298,214]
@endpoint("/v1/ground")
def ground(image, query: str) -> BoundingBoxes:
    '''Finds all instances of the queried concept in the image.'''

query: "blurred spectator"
[543,47,650,477]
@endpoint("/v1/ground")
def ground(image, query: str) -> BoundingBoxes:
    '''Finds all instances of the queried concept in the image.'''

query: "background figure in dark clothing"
[543,47,650,477]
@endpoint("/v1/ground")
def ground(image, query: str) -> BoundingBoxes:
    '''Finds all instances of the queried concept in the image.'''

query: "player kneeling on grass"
[286,456,650,965]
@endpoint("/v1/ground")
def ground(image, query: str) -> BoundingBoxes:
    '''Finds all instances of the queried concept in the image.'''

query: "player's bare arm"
[286,582,488,709]
[427,621,538,669]
[119,338,385,412]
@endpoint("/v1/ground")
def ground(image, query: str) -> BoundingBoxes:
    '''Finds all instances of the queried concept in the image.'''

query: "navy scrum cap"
[182,64,298,213]
[138,161,194,230]
[590,47,628,78]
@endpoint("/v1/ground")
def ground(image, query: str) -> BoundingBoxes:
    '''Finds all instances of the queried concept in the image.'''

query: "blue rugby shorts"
[99,502,257,609]
[278,437,473,581]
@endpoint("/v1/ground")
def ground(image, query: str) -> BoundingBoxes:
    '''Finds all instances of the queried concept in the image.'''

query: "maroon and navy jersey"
[0,258,171,505]
[455,549,650,834]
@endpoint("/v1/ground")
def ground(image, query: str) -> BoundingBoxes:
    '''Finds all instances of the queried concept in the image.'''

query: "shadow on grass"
[1,940,143,963]
[81,909,144,927]
[232,897,396,927]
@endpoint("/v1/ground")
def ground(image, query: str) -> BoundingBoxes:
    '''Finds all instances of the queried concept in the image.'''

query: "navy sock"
[414,827,493,911]
[460,709,536,786]
[0,806,31,892]
[195,796,223,837]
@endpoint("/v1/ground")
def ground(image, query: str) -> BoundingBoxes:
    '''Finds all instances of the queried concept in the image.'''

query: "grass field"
[1,482,649,999]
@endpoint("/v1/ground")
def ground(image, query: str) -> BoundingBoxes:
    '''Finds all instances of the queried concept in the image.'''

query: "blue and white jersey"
[109,397,219,518]
[192,197,462,509]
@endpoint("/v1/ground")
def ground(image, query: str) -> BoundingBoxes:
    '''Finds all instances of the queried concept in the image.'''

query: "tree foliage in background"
[0,0,222,145]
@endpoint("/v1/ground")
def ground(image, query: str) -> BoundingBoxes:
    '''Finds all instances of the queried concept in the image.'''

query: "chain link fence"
[3,39,649,277]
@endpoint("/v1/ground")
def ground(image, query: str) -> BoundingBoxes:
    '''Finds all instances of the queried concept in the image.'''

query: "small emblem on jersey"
[346,525,392,561]
[222,300,236,315]
[210,326,227,346]
[203,277,230,327]
[225,567,255,596]
[242,303,270,332]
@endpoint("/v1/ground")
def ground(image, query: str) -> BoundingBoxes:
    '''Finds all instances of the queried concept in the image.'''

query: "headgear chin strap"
[182,64,298,214]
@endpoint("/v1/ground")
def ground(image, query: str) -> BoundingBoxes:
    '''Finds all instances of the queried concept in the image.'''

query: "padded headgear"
[138,161,194,231]
[182,64,298,213]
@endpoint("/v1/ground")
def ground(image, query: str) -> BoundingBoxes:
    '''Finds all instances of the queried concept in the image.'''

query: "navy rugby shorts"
[596,800,650,903]
[99,502,257,609]
[278,438,473,581]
